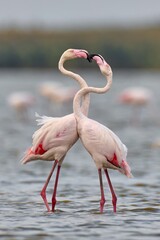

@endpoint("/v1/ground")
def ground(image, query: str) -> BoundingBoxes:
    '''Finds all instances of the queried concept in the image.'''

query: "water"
[0,69,160,240]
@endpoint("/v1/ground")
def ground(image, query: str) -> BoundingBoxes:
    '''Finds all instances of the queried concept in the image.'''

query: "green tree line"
[0,27,159,69]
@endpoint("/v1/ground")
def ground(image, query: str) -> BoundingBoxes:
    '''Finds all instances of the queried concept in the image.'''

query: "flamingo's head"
[60,48,91,62]
[89,53,112,77]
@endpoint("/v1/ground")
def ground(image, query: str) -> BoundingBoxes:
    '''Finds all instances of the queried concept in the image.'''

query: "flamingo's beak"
[77,50,92,63]
[89,53,104,62]
[86,54,92,62]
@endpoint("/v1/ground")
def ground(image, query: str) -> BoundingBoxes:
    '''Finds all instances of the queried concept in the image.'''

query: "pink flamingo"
[73,54,133,213]
[7,91,35,119]
[21,49,91,212]
[118,87,152,106]
[118,87,153,124]
[39,81,77,105]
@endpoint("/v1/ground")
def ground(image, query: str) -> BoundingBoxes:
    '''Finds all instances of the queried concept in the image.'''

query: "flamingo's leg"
[51,164,61,212]
[98,169,106,213]
[104,169,117,213]
[40,160,58,212]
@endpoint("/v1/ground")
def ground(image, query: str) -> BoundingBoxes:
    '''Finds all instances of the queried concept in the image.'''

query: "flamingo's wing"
[106,128,132,178]
[107,127,128,159]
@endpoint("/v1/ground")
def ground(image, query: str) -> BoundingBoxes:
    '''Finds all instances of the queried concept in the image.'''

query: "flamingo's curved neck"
[58,57,89,116]
[73,72,112,120]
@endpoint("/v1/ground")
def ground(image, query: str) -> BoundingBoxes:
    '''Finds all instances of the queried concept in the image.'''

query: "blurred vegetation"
[0,27,159,69]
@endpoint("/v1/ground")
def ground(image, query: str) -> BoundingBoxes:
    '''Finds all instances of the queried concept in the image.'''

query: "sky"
[0,0,160,29]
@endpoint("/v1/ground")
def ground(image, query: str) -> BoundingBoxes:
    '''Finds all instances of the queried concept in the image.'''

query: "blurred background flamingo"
[38,81,77,113]
[7,91,35,120]
[118,87,154,124]
[118,87,152,106]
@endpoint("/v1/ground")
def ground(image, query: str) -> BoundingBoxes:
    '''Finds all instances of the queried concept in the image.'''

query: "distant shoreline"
[0,26,159,69]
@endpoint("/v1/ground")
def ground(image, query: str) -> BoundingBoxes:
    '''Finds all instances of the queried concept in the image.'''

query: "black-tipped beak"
[79,50,92,63]
[87,54,92,62]
[88,53,104,62]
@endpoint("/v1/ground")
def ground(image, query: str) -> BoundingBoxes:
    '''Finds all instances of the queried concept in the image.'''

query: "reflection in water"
[0,69,160,239]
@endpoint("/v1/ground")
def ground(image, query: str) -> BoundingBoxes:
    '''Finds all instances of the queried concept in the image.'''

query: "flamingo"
[118,87,152,106]
[39,81,77,105]
[21,49,91,212]
[73,54,133,213]
[118,87,153,124]
[7,91,35,119]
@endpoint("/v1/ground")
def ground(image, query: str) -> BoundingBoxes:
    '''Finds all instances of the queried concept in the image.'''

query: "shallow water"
[0,69,160,240]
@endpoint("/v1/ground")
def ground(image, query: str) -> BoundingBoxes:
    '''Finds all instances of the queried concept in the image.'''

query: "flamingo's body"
[21,49,91,212]
[39,81,77,105]
[118,87,152,106]
[118,87,153,124]
[73,54,132,213]
[7,91,35,118]
[23,112,77,163]
[78,118,130,176]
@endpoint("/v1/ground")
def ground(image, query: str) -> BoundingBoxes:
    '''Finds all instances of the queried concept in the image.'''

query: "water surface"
[0,69,160,240]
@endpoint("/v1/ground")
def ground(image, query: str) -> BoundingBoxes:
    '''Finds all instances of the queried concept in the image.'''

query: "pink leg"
[52,164,61,212]
[104,169,117,213]
[98,169,106,213]
[40,160,58,212]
